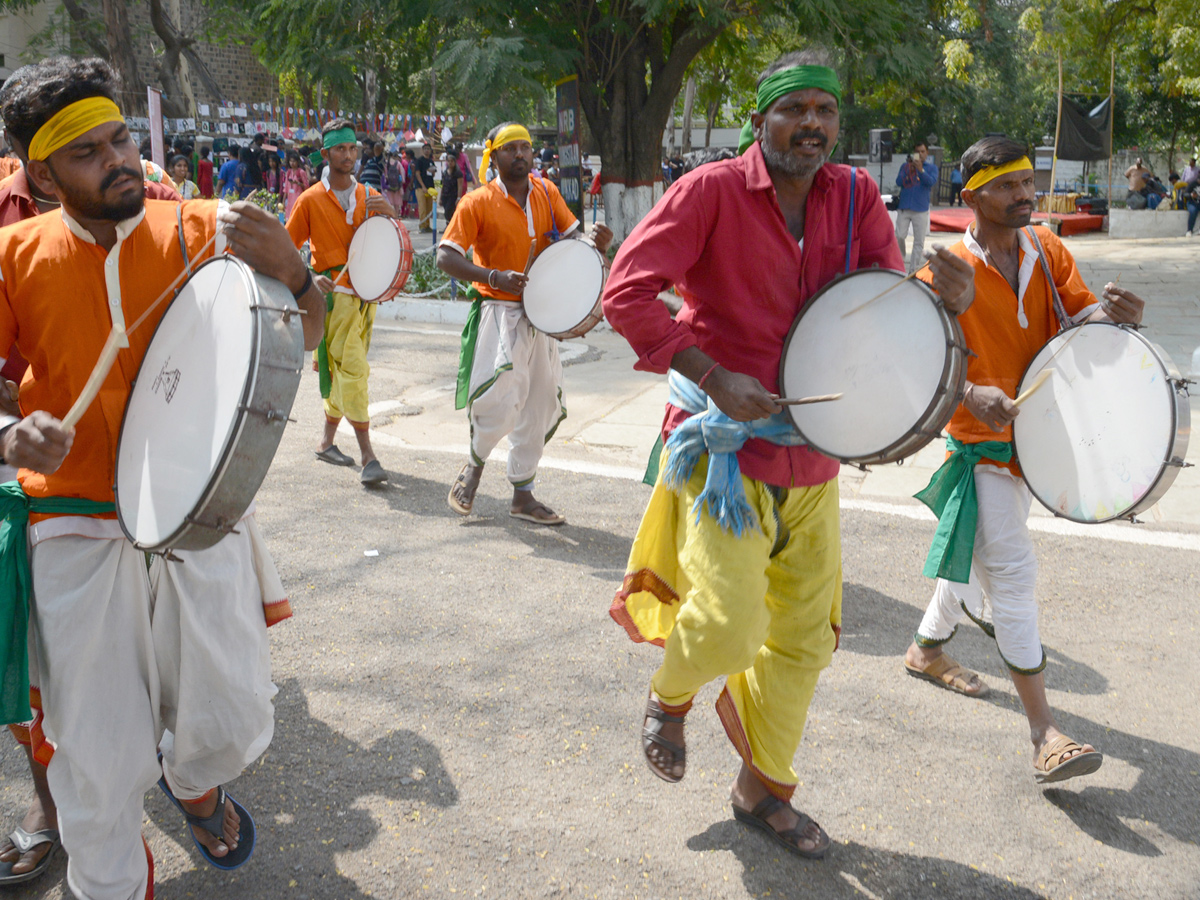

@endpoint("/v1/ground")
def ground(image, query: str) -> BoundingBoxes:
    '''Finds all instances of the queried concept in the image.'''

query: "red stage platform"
[929,207,1104,237]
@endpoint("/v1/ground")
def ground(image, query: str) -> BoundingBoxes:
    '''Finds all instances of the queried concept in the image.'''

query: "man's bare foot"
[904,641,987,696]
[0,799,57,876]
[509,488,565,525]
[643,693,686,782]
[179,791,240,858]
[730,763,829,857]
[448,464,483,515]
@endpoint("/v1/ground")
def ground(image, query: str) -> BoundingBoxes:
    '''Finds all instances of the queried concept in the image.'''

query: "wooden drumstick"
[1013,368,1054,407]
[840,270,920,319]
[523,241,538,275]
[776,393,843,406]
[61,324,129,430]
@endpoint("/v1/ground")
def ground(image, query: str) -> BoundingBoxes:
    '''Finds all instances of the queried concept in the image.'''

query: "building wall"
[0,3,65,80]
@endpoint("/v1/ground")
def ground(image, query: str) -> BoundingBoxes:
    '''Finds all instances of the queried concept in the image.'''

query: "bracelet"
[487,269,499,289]
[697,362,721,391]
[291,268,314,300]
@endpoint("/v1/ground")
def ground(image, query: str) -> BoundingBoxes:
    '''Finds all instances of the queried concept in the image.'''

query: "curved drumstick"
[61,324,128,429]
[1013,368,1054,407]
[777,393,843,406]
[839,271,919,319]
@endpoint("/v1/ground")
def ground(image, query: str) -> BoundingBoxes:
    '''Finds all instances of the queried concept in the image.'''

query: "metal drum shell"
[523,238,608,340]
[778,268,968,466]
[1012,322,1190,523]
[114,256,304,552]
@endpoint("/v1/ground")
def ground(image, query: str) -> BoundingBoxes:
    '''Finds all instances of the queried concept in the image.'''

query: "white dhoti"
[915,466,1045,673]
[467,300,566,487]
[29,517,280,900]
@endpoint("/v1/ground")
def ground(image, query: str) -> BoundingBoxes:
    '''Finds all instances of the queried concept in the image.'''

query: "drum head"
[781,269,949,460]
[523,240,604,335]
[116,257,256,547]
[1014,323,1176,522]
[348,217,408,301]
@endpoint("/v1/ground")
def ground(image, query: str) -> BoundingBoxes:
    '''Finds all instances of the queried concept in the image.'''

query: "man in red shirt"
[603,50,974,858]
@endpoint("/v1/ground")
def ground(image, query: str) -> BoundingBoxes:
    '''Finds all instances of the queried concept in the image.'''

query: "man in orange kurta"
[904,135,1145,785]
[0,56,326,899]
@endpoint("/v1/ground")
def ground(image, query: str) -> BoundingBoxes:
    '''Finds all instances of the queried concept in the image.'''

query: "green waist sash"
[455,284,484,410]
[0,482,115,724]
[914,437,1013,583]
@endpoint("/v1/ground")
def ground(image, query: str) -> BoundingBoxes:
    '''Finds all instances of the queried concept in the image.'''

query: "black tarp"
[1057,96,1111,161]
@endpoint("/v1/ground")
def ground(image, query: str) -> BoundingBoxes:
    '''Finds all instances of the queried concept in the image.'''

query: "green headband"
[740,65,842,155]
[322,127,357,150]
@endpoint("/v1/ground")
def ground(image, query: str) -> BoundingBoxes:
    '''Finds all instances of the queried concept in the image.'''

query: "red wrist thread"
[697,363,721,391]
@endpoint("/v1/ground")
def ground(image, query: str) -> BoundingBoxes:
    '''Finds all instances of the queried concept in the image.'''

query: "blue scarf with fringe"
[661,370,806,536]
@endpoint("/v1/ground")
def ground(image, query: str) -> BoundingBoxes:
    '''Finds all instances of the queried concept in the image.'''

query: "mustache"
[100,167,142,191]
[1007,201,1034,214]
[791,130,828,148]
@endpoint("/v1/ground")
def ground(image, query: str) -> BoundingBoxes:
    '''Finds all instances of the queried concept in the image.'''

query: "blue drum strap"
[844,167,856,274]
[1024,225,1070,330]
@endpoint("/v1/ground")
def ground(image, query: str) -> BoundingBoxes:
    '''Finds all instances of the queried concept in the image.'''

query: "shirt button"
[106,259,114,266]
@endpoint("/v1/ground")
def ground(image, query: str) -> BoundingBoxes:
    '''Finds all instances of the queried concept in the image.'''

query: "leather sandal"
[733,795,831,860]
[904,652,988,697]
[1034,735,1103,784]
[448,464,479,516]
[642,693,686,783]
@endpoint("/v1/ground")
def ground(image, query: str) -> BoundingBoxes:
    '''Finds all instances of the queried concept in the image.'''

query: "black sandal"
[733,795,830,860]
[642,693,687,783]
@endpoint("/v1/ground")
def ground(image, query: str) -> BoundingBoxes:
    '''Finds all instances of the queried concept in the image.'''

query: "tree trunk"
[680,75,697,154]
[575,17,720,243]
[363,68,379,119]
[150,0,196,118]
[705,100,718,148]
[429,68,437,122]
[666,107,676,155]
[62,0,110,58]
[101,0,146,116]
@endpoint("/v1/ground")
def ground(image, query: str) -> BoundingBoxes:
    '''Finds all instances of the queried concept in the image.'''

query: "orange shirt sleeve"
[1039,227,1099,320]
[441,191,480,256]
[286,192,311,249]
[0,250,15,357]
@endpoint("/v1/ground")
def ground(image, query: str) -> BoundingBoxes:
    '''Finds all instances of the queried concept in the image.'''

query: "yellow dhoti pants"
[611,453,842,800]
[321,290,376,428]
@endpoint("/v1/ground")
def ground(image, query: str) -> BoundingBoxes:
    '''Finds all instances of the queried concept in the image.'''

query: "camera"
[907,153,918,164]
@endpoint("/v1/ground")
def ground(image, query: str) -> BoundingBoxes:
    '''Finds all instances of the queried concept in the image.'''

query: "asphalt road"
[2,326,1199,900]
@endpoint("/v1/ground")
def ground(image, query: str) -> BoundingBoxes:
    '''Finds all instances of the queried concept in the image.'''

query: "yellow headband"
[480,124,531,176]
[963,157,1034,193]
[27,96,125,161]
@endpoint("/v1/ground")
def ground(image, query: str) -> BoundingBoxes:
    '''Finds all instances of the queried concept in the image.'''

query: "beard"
[50,164,145,222]
[760,132,829,180]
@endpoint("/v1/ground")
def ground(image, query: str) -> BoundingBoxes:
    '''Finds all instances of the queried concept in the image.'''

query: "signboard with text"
[147,87,165,169]
[555,75,583,220]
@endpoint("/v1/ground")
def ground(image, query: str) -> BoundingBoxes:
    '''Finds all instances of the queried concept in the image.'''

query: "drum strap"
[844,167,856,274]
[1024,226,1070,331]
[176,204,191,278]
[531,172,561,243]
[0,482,115,726]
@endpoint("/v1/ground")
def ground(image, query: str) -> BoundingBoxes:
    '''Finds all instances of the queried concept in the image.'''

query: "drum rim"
[523,237,607,338]
[347,215,412,303]
[1012,320,1183,524]
[778,267,962,464]
[113,254,261,551]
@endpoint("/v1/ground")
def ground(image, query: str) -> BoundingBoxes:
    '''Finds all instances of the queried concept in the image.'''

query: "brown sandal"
[1034,735,1103,784]
[447,465,479,516]
[733,795,831,860]
[905,652,988,697]
[509,500,565,526]
[642,694,686,783]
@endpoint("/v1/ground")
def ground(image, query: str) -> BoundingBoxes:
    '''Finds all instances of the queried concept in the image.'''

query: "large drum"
[522,238,607,339]
[1013,322,1190,522]
[346,216,413,302]
[779,268,967,465]
[115,255,305,552]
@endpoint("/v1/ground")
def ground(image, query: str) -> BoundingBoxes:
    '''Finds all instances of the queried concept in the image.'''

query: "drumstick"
[523,241,538,276]
[839,270,920,319]
[331,249,359,292]
[61,324,128,429]
[1013,368,1053,407]
[776,393,843,406]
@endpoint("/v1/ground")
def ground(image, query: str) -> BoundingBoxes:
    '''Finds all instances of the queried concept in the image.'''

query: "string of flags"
[133,99,478,143]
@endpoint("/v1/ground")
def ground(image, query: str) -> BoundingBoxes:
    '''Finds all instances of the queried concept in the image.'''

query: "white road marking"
[339,425,1200,552]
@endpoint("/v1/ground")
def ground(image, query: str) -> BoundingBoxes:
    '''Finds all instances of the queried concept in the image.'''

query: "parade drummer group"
[0,48,1151,898]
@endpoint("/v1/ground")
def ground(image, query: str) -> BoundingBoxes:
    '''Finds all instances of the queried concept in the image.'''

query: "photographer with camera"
[894,141,938,273]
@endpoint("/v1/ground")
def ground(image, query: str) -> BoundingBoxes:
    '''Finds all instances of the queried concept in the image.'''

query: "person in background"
[170,154,200,199]
[440,152,465,225]
[215,149,244,200]
[413,142,436,231]
[197,145,214,198]
[894,141,938,273]
[951,162,963,206]
[403,148,417,217]
[263,152,282,198]
[455,141,475,189]
[282,150,309,220]
[359,139,385,192]
[384,148,405,214]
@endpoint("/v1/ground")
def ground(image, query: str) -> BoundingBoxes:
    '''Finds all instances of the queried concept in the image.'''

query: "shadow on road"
[149,677,458,899]
[687,819,1045,898]
[839,582,1110,694]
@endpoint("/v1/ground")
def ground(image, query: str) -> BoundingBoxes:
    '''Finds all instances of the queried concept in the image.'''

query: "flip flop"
[509,501,566,526]
[360,460,388,485]
[732,795,831,860]
[447,465,478,516]
[157,774,255,871]
[1034,735,1103,784]
[0,827,60,885]
[315,445,355,466]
